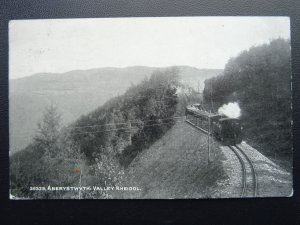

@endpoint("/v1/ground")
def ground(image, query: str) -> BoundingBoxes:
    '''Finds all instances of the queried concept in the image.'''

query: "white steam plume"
[218,102,241,118]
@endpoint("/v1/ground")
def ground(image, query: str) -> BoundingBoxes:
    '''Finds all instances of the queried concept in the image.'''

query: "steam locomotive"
[185,104,242,145]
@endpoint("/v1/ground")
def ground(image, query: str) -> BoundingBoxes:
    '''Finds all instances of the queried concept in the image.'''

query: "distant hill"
[9,66,222,153]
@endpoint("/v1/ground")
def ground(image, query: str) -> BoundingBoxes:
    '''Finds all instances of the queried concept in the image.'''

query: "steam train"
[185,104,242,145]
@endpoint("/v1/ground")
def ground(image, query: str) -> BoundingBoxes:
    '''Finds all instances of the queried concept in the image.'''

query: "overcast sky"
[9,17,290,79]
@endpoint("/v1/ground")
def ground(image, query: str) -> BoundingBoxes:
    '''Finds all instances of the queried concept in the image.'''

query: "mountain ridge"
[10,65,223,81]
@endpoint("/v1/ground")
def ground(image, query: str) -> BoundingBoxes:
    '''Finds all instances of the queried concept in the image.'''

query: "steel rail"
[234,145,258,197]
[228,145,247,197]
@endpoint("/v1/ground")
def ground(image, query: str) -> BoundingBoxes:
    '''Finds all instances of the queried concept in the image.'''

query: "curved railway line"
[229,145,258,197]
[185,111,258,197]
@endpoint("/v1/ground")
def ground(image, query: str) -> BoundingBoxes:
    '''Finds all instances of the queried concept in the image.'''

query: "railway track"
[185,116,258,197]
[228,145,258,197]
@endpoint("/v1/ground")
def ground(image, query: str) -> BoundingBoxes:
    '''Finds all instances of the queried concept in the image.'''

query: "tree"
[35,104,61,158]
[20,105,62,198]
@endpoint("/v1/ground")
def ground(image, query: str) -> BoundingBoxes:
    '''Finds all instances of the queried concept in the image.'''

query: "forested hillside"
[69,68,180,166]
[203,39,292,164]
[10,68,187,199]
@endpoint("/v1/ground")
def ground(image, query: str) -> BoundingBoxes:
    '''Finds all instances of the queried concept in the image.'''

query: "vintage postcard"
[9,17,292,199]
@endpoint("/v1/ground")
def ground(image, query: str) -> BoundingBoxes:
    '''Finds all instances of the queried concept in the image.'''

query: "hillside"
[117,120,292,199]
[121,120,228,199]
[10,66,221,153]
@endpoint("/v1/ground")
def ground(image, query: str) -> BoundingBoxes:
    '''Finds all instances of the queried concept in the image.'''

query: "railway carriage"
[185,105,242,145]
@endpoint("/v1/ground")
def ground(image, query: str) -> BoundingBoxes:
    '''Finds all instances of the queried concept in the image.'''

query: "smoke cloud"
[218,102,241,118]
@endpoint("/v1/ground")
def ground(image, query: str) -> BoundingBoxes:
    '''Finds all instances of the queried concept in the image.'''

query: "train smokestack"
[218,102,241,118]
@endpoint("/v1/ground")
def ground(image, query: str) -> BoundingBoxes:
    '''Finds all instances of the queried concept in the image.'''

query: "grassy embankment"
[119,120,228,199]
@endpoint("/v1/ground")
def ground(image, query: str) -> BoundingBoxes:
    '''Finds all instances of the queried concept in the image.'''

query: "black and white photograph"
[9,17,292,199]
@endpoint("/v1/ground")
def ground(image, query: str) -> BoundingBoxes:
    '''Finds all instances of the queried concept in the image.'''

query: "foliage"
[69,68,180,167]
[203,39,292,160]
[35,105,62,158]
[10,105,85,199]
[81,145,124,199]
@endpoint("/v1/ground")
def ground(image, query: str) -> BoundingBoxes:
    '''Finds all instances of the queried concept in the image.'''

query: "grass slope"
[120,119,228,199]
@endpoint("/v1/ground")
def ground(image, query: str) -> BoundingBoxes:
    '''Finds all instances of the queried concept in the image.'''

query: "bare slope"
[121,119,228,199]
